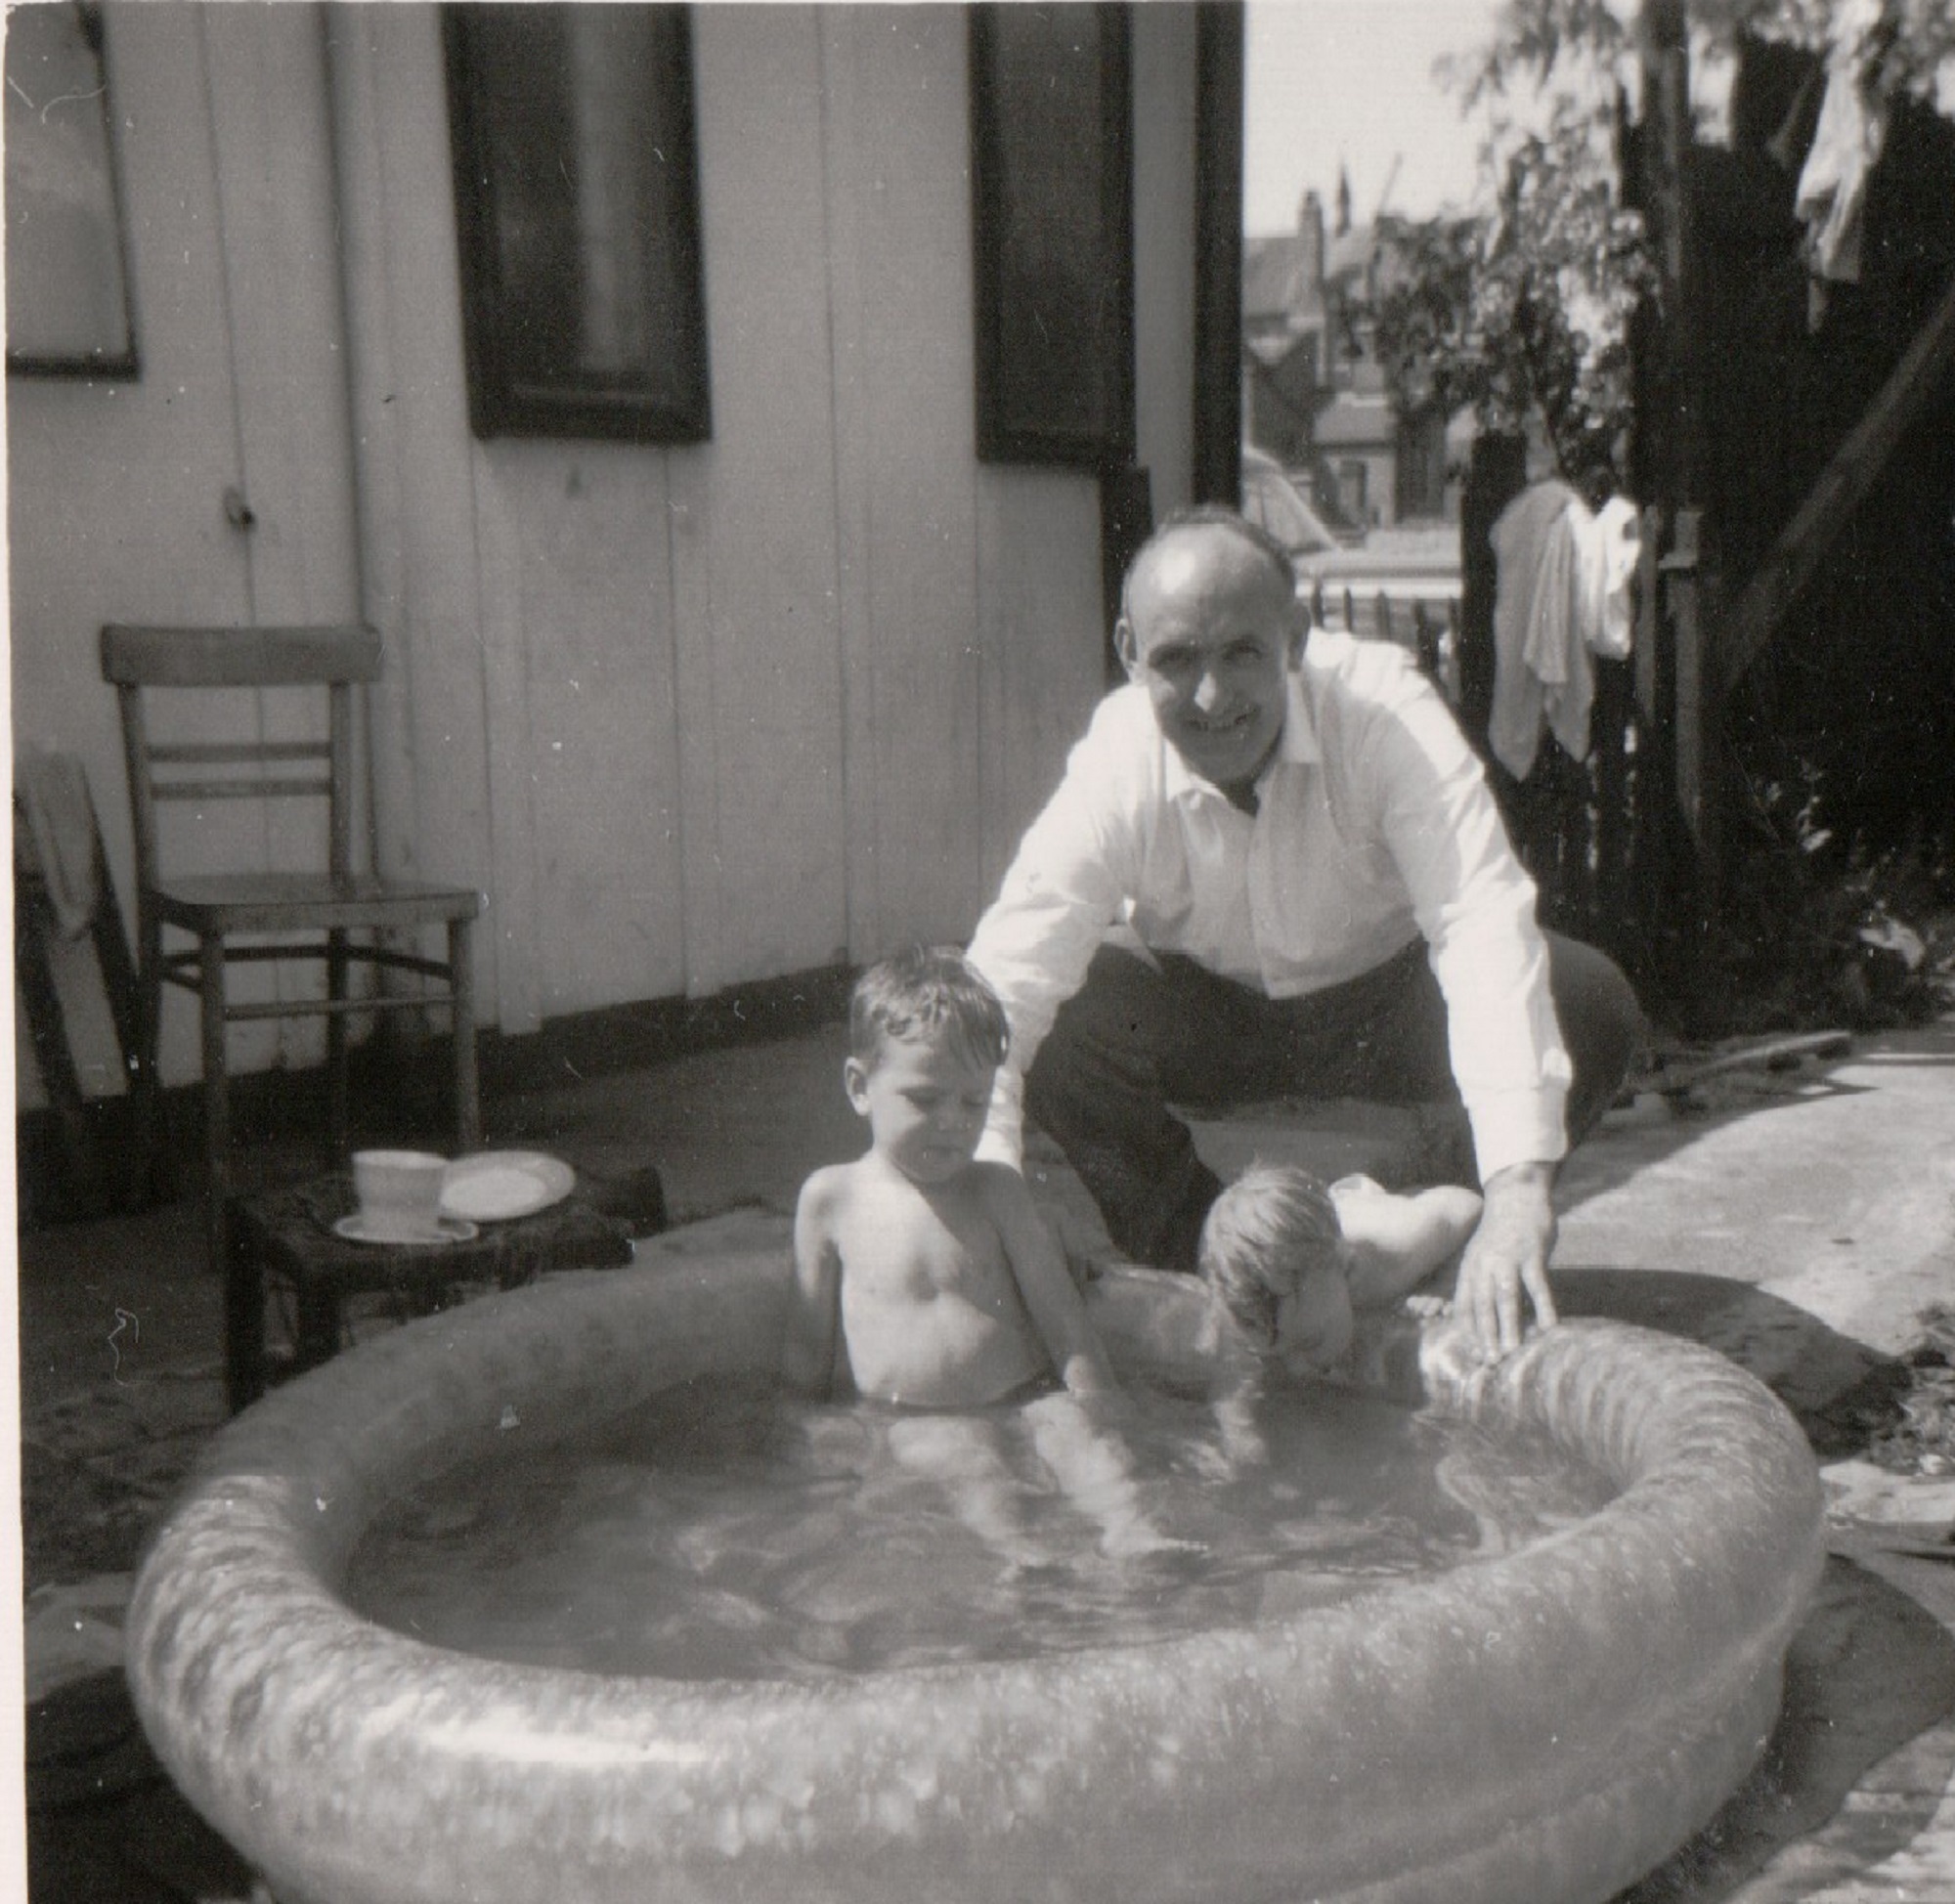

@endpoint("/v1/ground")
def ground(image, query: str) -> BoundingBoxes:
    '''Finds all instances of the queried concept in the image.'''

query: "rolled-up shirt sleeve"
[966,697,1150,1169]
[1361,677,1572,1181]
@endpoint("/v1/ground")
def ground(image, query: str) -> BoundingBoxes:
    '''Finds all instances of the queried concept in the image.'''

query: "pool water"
[345,1375,1615,1682]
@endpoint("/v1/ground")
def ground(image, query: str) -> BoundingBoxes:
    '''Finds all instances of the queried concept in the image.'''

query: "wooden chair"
[101,625,483,1267]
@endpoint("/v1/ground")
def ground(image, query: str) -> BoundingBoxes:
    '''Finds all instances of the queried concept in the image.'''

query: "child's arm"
[781,1171,847,1398]
[1331,1179,1485,1311]
[1210,1368,1270,1470]
[979,1166,1120,1399]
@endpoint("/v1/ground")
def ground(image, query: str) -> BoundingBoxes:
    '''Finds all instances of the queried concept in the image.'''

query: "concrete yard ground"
[16,1014,1955,1902]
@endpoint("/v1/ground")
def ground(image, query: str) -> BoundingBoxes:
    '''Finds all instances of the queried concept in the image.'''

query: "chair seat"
[152,873,482,935]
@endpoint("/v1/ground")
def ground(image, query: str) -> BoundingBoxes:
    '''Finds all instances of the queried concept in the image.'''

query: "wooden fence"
[1319,508,1695,1017]
[1305,582,1458,699]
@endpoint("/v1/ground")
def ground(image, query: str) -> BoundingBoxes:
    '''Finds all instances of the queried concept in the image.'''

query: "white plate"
[440,1150,577,1224]
[332,1214,479,1247]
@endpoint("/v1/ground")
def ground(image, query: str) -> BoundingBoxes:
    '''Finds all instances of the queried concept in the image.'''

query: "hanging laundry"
[1488,484,1640,781]
[1794,0,1890,326]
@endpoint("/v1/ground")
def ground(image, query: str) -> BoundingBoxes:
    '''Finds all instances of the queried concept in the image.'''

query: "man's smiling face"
[1116,520,1305,794]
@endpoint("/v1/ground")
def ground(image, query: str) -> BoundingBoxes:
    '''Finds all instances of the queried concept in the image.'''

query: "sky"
[1244,0,1508,237]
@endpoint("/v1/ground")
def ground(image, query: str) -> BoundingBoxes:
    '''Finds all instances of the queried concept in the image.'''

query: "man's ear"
[1113,616,1142,681]
[843,1057,872,1116]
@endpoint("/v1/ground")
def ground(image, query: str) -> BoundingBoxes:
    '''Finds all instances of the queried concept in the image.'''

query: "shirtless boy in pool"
[781,947,1183,1561]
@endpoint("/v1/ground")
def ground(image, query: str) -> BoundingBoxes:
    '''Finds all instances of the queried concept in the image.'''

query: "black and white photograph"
[10,3,1955,1901]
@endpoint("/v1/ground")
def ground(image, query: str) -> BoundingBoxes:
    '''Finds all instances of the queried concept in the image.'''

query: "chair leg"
[326,927,350,1164]
[128,901,165,1213]
[450,916,480,1152]
[199,931,231,1279]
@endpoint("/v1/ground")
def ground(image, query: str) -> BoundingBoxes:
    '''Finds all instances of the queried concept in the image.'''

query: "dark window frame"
[969,4,1134,469]
[441,4,711,445]
[5,1,141,381]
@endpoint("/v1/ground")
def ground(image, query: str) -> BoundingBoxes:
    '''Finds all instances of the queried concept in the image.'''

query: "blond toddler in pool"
[781,947,1186,1562]
[1195,1161,1484,1465]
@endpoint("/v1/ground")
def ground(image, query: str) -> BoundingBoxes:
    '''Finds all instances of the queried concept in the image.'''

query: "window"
[443,4,710,443]
[969,4,1133,468]
[5,2,138,378]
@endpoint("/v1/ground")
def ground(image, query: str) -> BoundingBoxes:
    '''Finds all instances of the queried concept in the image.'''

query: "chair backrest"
[100,625,384,886]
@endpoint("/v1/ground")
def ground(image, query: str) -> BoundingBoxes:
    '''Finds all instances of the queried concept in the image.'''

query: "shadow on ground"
[1617,1556,1955,1902]
[1557,1068,1876,1216]
[1552,1268,1920,1456]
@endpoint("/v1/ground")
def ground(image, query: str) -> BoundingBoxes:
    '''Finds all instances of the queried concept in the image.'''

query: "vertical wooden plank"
[467,464,544,1033]
[203,3,363,1063]
[1665,509,1715,874]
[321,5,507,1043]
[1456,432,1527,749]
[679,7,847,983]
[977,470,1107,898]
[667,456,724,995]
[499,445,687,1017]
[354,6,497,954]
[818,6,982,955]
[1639,0,1703,515]
[1132,3,1198,522]
[1412,600,1440,681]
[815,8,882,965]
[1633,504,1662,723]
[1191,3,1244,504]
[203,5,360,629]
[322,1,411,893]
[1593,651,1632,956]
[449,915,480,1150]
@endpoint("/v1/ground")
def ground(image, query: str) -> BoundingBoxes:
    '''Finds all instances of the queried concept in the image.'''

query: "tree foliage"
[1369,109,1653,487]
[1366,3,1650,487]
[1361,0,1955,488]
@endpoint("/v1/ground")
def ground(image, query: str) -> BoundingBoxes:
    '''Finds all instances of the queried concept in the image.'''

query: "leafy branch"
[1368,100,1653,487]
[1361,0,1953,489]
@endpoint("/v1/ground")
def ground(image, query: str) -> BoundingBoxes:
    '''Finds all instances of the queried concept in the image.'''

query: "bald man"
[966,507,1641,1361]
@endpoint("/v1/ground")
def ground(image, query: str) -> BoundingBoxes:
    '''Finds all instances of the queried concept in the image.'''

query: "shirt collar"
[1161,669,1321,805]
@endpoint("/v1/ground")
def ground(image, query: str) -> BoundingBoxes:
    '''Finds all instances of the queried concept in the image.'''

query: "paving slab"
[1554,1022,1955,1364]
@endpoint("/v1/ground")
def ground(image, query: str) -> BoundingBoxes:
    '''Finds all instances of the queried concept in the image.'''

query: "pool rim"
[125,1249,1827,1904]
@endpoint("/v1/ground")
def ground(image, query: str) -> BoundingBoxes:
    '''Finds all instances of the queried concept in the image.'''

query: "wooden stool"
[223,1171,655,1412]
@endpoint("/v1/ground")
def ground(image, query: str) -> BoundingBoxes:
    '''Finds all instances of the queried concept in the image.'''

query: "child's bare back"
[797,1153,1050,1408]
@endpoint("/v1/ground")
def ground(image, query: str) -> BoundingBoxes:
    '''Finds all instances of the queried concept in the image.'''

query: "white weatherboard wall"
[10,3,363,1101]
[14,1,1198,1103]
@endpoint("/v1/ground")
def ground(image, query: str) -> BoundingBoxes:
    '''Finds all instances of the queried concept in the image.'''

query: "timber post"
[1631,0,1725,1014]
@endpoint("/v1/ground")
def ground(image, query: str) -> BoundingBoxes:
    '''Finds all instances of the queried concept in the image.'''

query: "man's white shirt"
[966,628,1572,1185]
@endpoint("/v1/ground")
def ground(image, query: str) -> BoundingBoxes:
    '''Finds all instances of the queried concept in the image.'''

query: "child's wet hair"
[1197,1163,1344,1348]
[849,946,1011,1071]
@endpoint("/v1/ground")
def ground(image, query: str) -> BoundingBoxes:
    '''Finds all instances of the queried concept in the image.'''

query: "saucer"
[332,1214,479,1247]
[440,1151,576,1224]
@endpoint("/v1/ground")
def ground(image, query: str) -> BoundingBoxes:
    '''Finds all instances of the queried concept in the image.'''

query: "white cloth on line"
[1794,0,1890,316]
[1488,485,1640,781]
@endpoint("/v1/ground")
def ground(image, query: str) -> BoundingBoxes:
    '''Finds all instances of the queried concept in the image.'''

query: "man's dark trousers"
[1022,934,1642,1273]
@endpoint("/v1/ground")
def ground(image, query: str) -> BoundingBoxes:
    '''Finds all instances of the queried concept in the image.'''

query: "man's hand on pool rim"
[1455,1160,1558,1361]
